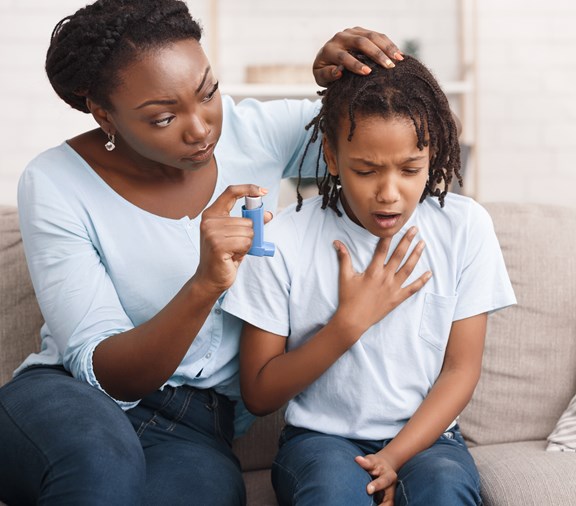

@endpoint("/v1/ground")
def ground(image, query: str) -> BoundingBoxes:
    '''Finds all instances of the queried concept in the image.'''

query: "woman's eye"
[204,81,219,102]
[151,116,175,128]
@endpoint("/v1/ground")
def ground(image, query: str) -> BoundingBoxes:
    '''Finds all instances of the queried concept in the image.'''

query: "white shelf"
[221,80,473,101]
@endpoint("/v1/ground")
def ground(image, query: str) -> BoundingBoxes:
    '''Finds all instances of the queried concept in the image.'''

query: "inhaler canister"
[242,196,275,257]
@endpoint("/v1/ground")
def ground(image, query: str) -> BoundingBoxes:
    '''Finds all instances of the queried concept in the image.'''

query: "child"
[221,54,516,506]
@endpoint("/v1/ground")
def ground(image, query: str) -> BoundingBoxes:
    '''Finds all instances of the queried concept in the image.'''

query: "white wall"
[476,0,576,205]
[1,0,575,208]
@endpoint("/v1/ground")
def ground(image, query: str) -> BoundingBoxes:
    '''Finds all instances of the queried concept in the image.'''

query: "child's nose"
[375,180,400,203]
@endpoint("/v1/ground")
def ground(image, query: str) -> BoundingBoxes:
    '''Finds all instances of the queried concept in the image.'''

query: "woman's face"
[104,38,223,172]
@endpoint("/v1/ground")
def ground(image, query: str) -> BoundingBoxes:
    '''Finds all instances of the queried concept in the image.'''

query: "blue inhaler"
[242,196,275,257]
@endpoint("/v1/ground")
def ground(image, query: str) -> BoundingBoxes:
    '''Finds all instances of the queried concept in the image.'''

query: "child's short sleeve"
[221,213,300,336]
[453,202,516,321]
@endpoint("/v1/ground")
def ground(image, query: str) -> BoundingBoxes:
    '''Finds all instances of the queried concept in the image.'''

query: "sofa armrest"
[0,206,43,387]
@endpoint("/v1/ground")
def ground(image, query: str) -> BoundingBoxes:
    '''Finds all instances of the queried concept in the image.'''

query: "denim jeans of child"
[272,424,481,506]
[0,365,245,506]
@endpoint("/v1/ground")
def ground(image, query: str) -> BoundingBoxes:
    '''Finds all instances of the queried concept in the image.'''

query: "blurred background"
[0,0,574,208]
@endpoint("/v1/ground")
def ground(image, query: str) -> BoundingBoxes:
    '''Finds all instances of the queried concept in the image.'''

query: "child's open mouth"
[372,212,401,229]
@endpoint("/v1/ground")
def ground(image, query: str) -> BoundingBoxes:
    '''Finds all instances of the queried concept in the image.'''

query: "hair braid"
[296,53,462,211]
[46,0,202,113]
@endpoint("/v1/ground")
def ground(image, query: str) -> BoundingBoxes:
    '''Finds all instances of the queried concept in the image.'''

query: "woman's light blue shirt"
[16,96,322,433]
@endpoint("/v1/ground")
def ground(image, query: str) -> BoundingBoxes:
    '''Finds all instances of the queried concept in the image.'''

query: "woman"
[0,0,403,505]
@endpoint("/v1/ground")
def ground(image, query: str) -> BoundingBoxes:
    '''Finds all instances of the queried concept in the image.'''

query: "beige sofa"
[2,202,576,506]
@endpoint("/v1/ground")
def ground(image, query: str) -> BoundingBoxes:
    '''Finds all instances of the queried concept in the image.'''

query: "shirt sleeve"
[221,211,300,336]
[17,161,138,409]
[453,202,517,321]
[228,97,325,180]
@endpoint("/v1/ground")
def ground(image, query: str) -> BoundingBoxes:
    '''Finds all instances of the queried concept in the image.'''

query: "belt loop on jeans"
[204,388,218,412]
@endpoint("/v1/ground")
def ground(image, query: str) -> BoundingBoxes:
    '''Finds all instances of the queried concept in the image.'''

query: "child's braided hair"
[296,54,462,214]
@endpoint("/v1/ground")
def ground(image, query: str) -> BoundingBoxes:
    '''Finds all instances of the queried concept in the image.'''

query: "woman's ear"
[86,98,116,135]
[322,137,339,177]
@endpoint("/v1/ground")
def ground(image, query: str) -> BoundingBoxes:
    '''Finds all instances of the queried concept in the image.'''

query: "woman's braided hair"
[45,0,202,113]
[296,54,462,214]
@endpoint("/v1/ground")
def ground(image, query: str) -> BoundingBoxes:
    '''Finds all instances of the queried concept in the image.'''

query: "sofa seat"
[470,440,576,506]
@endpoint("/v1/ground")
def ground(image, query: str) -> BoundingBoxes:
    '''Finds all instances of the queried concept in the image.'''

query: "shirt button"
[205,352,212,359]
[214,308,222,315]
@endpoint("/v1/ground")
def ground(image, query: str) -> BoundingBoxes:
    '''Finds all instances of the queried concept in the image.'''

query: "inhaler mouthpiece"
[244,196,262,210]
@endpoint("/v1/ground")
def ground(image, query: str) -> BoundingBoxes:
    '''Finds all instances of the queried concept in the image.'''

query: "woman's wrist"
[185,274,224,308]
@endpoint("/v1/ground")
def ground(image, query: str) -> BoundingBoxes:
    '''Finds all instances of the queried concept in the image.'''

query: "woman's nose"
[182,113,210,144]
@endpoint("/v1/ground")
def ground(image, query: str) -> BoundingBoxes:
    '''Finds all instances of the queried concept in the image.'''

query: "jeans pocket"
[441,425,467,448]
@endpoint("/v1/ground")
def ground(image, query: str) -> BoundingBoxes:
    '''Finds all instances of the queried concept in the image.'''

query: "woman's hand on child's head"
[333,226,431,338]
[195,184,267,295]
[355,453,397,506]
[313,27,404,87]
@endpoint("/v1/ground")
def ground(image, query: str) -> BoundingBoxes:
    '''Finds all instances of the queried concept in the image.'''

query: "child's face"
[324,114,429,238]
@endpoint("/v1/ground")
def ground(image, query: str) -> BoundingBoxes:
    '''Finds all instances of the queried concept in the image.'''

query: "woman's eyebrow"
[133,67,211,110]
[195,67,210,93]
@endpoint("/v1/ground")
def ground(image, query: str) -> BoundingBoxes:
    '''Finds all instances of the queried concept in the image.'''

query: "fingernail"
[394,52,404,61]
[361,65,372,74]
[367,485,374,494]
[260,187,269,195]
[409,226,418,236]
[333,241,340,251]
[385,59,395,68]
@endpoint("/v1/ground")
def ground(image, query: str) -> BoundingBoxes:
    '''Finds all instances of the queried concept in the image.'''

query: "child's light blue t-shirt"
[221,193,517,440]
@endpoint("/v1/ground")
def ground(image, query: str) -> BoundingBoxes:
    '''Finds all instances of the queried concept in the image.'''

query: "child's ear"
[322,137,339,177]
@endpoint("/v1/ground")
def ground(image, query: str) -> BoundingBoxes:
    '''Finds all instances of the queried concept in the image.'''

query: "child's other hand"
[355,453,397,506]
[313,27,403,87]
[333,226,431,337]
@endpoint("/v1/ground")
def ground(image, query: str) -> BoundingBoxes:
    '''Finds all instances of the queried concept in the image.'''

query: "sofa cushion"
[233,408,285,472]
[470,440,576,506]
[0,206,43,387]
[547,392,576,452]
[459,203,576,446]
[243,469,277,506]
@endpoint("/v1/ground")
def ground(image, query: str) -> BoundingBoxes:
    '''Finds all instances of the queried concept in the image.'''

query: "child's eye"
[151,116,175,128]
[403,167,423,175]
[204,81,219,102]
[353,170,375,176]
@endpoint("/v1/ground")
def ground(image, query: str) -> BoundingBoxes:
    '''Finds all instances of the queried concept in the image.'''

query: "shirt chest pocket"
[418,293,458,351]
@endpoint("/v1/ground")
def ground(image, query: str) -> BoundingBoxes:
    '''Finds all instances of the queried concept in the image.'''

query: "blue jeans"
[0,366,245,505]
[272,425,481,506]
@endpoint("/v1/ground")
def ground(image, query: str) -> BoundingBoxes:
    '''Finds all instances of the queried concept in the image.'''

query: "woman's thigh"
[0,366,145,506]
[272,426,376,506]
[127,386,246,506]
[396,425,481,506]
